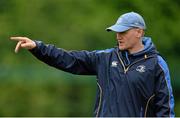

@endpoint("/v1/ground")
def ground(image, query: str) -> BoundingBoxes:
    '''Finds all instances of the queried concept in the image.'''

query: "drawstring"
[144,54,147,59]
[125,51,131,65]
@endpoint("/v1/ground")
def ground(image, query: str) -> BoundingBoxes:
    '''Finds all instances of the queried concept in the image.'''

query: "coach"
[11,12,175,117]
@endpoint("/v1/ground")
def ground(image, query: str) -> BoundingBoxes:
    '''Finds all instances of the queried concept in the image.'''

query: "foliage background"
[0,0,180,116]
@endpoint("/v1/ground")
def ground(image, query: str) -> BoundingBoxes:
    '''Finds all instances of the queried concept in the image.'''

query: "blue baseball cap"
[106,12,146,32]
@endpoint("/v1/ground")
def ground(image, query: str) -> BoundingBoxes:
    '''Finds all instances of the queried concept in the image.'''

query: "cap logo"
[134,22,139,25]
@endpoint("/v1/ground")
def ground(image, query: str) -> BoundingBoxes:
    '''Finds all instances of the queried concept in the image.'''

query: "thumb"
[21,42,35,49]
[15,41,23,53]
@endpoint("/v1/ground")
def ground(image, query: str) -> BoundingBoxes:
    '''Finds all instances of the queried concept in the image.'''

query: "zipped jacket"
[30,37,175,117]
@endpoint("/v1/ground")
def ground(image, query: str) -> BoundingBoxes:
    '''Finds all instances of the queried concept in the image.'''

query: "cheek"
[126,36,135,47]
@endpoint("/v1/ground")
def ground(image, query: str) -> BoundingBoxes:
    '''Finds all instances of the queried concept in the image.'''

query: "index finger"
[10,37,27,41]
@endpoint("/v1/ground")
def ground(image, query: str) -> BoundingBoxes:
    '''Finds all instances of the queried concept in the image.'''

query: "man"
[11,12,175,117]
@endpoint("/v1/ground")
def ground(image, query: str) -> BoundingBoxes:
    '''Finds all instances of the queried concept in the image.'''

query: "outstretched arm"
[10,37,98,75]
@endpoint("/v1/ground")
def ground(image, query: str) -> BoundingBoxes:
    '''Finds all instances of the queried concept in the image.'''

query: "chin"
[119,47,126,51]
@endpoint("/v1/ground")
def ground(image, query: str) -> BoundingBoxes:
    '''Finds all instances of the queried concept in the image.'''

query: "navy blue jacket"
[30,37,175,117]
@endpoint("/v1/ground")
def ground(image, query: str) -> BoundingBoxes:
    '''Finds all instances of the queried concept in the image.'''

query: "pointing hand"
[10,37,36,53]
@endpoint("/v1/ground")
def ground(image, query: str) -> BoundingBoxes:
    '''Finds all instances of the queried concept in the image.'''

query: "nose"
[116,33,122,40]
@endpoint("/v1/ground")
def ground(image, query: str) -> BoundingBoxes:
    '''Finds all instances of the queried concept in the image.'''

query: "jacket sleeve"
[154,56,175,117]
[29,41,98,75]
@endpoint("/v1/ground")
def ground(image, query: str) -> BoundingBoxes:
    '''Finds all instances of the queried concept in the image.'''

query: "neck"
[128,43,144,54]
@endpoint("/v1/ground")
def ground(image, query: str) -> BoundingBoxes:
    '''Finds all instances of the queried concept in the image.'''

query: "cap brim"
[106,24,131,32]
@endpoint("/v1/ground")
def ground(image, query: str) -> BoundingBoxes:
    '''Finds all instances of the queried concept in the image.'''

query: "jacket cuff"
[28,40,42,53]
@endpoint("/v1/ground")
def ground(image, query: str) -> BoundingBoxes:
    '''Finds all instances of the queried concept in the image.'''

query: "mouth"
[117,40,123,44]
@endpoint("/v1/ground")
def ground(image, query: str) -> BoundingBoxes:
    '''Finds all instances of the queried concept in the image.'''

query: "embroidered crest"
[111,61,118,67]
[136,65,146,73]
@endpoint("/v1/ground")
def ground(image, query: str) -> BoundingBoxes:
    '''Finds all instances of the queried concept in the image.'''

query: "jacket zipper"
[115,50,156,117]
[116,51,154,73]
[96,51,155,116]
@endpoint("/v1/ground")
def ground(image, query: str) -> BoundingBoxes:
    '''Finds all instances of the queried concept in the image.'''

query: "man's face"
[116,28,142,52]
